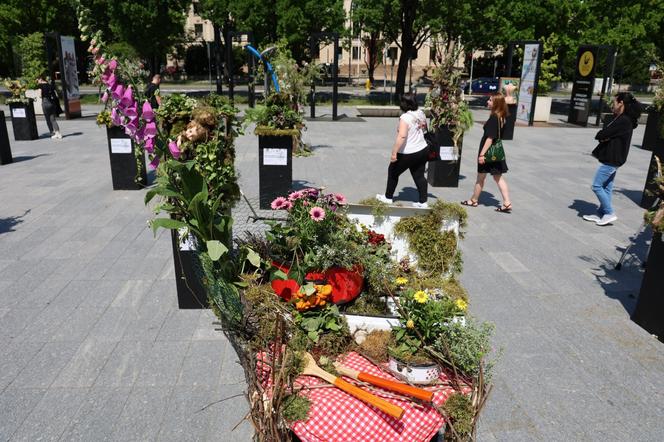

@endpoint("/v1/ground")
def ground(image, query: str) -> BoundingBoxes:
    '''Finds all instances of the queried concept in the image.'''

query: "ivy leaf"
[246,248,261,267]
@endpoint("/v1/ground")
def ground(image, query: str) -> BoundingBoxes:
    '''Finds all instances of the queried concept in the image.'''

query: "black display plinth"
[427,126,463,188]
[106,126,147,190]
[170,230,208,309]
[640,135,664,210]
[631,233,664,342]
[258,135,293,209]
[502,103,518,140]
[9,101,38,141]
[641,110,662,152]
[0,111,12,165]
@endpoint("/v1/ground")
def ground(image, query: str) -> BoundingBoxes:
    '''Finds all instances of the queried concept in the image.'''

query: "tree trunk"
[395,0,416,96]
[365,33,380,85]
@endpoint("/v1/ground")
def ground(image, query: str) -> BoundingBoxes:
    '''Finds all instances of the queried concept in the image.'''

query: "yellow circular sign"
[578,51,594,77]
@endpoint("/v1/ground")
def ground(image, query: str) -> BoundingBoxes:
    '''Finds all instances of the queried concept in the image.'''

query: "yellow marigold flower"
[413,290,428,303]
[317,284,333,296]
[406,319,415,329]
[395,277,409,286]
[455,299,468,311]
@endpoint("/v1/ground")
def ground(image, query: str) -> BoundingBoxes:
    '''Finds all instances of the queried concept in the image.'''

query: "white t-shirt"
[399,110,428,154]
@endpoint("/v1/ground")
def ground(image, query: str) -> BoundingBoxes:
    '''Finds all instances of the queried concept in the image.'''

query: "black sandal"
[461,199,479,207]
[495,203,512,213]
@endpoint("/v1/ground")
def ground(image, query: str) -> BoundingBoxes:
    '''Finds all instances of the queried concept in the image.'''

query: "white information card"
[12,108,26,118]
[263,148,288,166]
[439,146,458,161]
[110,138,132,154]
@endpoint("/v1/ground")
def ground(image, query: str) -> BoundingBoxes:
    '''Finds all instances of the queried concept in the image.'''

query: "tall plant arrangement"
[426,50,473,151]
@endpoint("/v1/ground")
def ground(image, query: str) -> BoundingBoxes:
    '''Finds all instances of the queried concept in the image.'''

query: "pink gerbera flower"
[309,206,326,221]
[288,190,303,201]
[333,193,347,204]
[282,201,293,210]
[271,196,288,210]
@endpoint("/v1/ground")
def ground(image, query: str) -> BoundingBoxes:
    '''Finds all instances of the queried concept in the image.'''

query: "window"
[337,46,343,59]
[352,46,361,60]
[192,1,200,14]
[194,24,203,38]
[387,47,398,61]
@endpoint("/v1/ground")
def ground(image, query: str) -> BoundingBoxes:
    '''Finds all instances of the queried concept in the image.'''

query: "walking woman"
[376,93,429,208]
[461,93,512,212]
[37,75,62,139]
[583,92,641,226]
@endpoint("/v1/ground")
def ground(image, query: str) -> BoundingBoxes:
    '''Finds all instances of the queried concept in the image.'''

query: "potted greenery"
[17,32,48,116]
[426,53,474,187]
[4,80,38,141]
[632,156,664,342]
[533,36,560,123]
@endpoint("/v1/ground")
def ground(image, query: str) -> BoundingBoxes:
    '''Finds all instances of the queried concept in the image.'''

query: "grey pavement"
[1,104,663,441]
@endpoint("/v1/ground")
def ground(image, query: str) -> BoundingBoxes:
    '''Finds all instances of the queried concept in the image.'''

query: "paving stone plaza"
[1,103,663,441]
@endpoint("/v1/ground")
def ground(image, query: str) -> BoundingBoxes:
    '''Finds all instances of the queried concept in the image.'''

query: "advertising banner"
[516,44,541,124]
[59,36,81,118]
[568,46,598,126]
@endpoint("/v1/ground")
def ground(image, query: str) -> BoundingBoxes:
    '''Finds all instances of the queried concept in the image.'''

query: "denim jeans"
[591,164,617,216]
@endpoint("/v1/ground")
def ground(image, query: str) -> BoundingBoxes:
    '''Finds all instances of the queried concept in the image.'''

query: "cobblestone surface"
[1,105,663,441]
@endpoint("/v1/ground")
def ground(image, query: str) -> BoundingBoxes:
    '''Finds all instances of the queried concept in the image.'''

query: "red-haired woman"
[462,93,512,213]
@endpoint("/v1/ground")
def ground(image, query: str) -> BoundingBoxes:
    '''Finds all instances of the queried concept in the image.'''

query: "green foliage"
[537,34,561,96]
[106,41,139,61]
[282,394,311,422]
[432,318,495,380]
[394,200,466,276]
[443,393,474,438]
[244,92,303,131]
[16,32,46,88]
[358,197,389,221]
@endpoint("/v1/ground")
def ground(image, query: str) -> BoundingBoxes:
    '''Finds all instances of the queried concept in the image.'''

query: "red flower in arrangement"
[270,263,363,305]
[367,230,385,246]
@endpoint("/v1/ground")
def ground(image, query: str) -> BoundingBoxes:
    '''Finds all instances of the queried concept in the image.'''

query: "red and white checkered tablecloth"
[261,351,463,442]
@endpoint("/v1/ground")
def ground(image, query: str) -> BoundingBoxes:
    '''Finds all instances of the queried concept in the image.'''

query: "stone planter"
[427,126,463,188]
[631,233,664,342]
[641,109,662,152]
[0,111,12,165]
[106,126,147,190]
[9,100,38,141]
[343,314,400,344]
[170,229,208,309]
[533,96,552,122]
[388,357,440,385]
[25,89,43,115]
[258,134,293,209]
[346,204,460,270]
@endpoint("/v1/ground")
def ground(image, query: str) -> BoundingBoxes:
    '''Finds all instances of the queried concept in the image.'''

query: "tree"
[106,0,191,75]
[352,0,395,85]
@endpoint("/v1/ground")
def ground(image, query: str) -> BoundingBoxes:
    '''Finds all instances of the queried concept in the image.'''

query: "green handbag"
[484,122,505,162]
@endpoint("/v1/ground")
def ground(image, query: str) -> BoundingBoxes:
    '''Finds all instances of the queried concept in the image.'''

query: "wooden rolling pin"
[302,353,404,419]
[334,362,434,403]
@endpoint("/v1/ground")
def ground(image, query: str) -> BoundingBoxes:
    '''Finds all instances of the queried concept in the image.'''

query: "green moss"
[254,127,301,137]
[358,330,393,363]
[443,392,474,437]
[357,197,389,221]
[393,199,467,276]
[342,293,389,316]
[409,276,468,302]
[282,394,311,422]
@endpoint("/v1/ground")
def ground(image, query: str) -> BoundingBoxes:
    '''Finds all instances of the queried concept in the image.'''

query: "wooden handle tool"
[302,353,404,419]
[334,362,434,403]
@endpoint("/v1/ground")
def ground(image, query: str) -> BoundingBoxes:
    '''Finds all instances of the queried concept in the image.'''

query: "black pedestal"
[427,126,463,188]
[502,104,518,140]
[0,111,12,165]
[640,134,664,210]
[631,233,664,342]
[170,230,208,309]
[258,135,293,209]
[9,101,38,141]
[641,110,662,152]
[106,126,147,190]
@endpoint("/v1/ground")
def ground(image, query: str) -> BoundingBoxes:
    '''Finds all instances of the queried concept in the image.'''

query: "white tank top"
[399,110,428,154]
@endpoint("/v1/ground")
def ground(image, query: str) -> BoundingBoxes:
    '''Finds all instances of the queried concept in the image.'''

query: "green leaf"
[150,218,187,236]
[246,248,261,267]
[270,270,288,281]
[307,331,319,342]
[206,240,228,261]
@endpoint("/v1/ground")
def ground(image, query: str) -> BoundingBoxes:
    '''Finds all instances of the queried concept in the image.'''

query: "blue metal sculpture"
[244,45,280,94]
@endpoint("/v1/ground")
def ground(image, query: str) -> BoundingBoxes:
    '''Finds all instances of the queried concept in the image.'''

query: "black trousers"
[384,148,428,203]
[42,101,60,134]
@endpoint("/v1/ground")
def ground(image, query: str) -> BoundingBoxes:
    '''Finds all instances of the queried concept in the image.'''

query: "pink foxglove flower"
[134,126,145,143]
[309,206,326,222]
[271,197,287,210]
[149,156,160,169]
[108,59,118,70]
[111,84,124,101]
[141,101,154,122]
[119,86,133,108]
[144,121,157,139]
[95,56,105,65]
[101,91,109,103]
[144,137,155,153]
[168,140,181,159]
[110,108,122,126]
[124,118,138,137]
[123,103,138,119]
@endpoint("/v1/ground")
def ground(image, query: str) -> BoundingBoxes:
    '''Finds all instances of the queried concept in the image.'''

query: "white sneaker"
[375,194,393,204]
[51,131,62,139]
[412,202,429,209]
[596,214,617,226]
[582,214,601,222]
